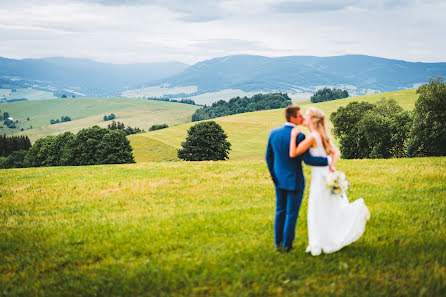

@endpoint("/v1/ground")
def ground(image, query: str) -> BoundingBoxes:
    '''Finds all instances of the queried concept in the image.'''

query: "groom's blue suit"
[266,123,328,251]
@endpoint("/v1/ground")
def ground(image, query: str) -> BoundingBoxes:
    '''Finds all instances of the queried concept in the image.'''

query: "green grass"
[0,157,444,296]
[129,89,419,162]
[0,97,199,141]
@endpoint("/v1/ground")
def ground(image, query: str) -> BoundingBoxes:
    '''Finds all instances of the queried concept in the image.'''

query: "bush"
[311,88,349,103]
[149,124,168,131]
[103,114,116,121]
[407,76,446,157]
[178,121,231,161]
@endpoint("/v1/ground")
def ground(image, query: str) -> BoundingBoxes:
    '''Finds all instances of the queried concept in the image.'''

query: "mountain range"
[1,55,445,102]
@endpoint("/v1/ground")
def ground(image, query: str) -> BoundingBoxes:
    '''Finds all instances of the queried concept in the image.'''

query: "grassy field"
[0,157,444,296]
[0,98,199,141]
[129,89,419,162]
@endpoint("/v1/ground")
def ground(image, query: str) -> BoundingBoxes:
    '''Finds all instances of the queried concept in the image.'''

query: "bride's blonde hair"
[306,107,335,155]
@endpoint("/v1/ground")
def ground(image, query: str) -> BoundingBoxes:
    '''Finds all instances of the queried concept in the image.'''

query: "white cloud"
[0,0,444,63]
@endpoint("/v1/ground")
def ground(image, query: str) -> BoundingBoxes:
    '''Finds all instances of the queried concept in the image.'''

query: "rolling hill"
[0,98,199,141]
[128,89,419,162]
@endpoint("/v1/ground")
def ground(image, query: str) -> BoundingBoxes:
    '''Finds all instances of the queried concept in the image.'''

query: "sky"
[0,0,445,64]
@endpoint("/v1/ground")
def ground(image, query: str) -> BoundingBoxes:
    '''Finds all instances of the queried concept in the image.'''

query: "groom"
[266,106,330,252]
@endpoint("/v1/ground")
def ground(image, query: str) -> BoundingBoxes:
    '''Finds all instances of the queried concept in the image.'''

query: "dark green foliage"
[407,77,446,157]
[0,135,32,157]
[96,130,135,164]
[3,118,16,128]
[72,126,109,165]
[191,93,292,122]
[178,121,231,161]
[61,94,67,98]
[21,126,135,168]
[0,150,27,168]
[330,99,412,159]
[107,120,143,135]
[50,115,71,124]
[103,114,116,121]
[149,124,168,131]
[148,97,196,105]
[311,88,349,103]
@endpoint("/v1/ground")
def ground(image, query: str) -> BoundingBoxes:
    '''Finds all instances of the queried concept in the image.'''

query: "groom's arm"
[297,133,329,167]
[265,134,278,185]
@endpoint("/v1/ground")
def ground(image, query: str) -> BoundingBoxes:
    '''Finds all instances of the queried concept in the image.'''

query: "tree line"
[0,135,31,157]
[50,115,71,124]
[0,126,134,169]
[331,77,446,159]
[192,93,292,122]
[311,88,349,103]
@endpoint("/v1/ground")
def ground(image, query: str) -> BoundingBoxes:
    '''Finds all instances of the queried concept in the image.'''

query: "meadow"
[0,98,199,141]
[129,89,419,162]
[0,157,444,296]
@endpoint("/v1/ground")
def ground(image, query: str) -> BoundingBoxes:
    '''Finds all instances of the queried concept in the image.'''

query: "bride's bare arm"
[329,144,340,172]
[289,127,315,158]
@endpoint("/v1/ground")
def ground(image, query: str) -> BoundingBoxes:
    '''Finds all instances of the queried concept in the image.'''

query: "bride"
[289,107,370,256]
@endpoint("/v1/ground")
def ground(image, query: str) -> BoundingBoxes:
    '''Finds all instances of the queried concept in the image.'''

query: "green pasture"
[129,89,419,162]
[0,157,444,296]
[0,98,198,141]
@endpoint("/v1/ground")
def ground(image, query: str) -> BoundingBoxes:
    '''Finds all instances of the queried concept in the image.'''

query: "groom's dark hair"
[285,106,301,122]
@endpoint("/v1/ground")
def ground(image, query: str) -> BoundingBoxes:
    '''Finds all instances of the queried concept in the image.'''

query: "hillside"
[124,55,446,104]
[1,157,444,296]
[128,89,418,162]
[0,98,199,141]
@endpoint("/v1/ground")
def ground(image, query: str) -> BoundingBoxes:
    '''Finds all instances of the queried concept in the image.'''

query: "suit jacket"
[266,124,328,191]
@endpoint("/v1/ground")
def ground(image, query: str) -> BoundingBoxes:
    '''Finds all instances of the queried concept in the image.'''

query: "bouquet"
[324,171,349,195]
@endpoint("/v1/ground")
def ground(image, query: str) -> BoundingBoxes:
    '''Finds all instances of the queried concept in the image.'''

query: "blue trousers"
[274,187,304,250]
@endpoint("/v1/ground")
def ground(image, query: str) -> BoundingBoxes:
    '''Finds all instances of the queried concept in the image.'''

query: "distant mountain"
[2,54,446,103]
[0,57,188,97]
[134,55,446,101]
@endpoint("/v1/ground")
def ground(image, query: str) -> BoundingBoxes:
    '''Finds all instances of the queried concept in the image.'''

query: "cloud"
[0,0,445,63]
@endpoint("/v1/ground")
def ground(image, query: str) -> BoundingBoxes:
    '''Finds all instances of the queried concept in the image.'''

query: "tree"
[0,150,27,169]
[178,121,231,161]
[72,126,109,165]
[61,94,67,98]
[311,88,349,103]
[407,76,446,157]
[330,99,411,159]
[96,130,135,164]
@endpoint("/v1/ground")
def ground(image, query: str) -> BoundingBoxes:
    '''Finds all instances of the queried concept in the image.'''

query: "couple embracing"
[266,106,370,255]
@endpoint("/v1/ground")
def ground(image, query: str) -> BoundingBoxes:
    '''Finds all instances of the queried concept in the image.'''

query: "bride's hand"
[291,127,301,136]
[329,164,335,172]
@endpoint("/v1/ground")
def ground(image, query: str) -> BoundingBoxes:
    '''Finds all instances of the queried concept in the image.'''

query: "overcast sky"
[0,0,445,64]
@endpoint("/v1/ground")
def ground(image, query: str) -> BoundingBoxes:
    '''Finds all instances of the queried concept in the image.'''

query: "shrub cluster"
[1,126,134,169]
[311,88,349,103]
[50,115,71,124]
[149,124,168,131]
[191,93,292,122]
[103,114,116,121]
[107,120,144,135]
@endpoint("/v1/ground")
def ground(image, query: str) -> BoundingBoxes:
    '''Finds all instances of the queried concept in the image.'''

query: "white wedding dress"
[306,132,370,256]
